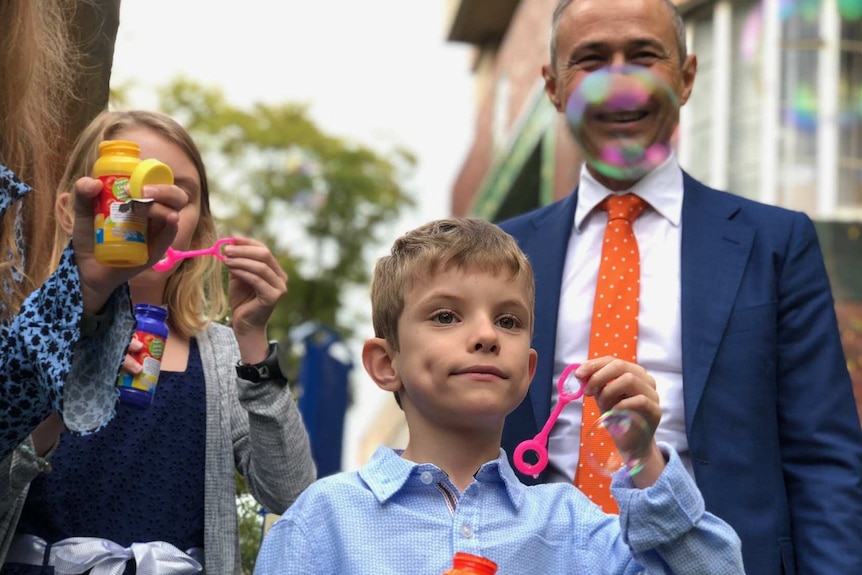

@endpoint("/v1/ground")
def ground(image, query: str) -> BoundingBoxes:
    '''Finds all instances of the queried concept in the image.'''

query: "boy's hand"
[72,177,188,313]
[223,236,288,364]
[575,356,666,486]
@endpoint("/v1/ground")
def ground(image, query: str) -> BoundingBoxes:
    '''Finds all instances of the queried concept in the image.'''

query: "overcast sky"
[111,0,476,470]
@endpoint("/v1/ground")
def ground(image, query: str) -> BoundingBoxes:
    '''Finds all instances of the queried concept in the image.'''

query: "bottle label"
[117,330,166,393]
[95,174,147,245]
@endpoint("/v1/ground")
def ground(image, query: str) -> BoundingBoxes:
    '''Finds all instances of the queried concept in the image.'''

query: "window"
[684,15,715,183]
[729,0,763,199]
[680,0,862,218]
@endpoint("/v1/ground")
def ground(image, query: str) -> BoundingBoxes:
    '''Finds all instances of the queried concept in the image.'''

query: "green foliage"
[156,79,416,344]
[128,78,414,573]
[235,472,263,574]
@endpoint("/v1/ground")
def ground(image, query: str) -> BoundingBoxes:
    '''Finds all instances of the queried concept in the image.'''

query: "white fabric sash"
[7,535,203,575]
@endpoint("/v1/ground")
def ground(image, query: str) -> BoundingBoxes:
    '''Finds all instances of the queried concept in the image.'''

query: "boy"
[255,218,743,574]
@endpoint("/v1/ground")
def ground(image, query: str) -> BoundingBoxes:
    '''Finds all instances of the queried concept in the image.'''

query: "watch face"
[254,364,272,380]
[237,342,285,383]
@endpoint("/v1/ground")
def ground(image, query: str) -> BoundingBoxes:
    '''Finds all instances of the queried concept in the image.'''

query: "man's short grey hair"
[549,0,688,72]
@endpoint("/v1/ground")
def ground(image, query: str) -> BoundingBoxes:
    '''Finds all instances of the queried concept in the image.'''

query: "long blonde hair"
[0,0,80,318]
[55,110,229,339]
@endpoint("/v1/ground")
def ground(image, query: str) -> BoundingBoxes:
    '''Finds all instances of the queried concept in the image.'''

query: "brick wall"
[451,0,559,216]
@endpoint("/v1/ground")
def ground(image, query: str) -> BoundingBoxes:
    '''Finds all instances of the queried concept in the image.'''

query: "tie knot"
[600,194,646,223]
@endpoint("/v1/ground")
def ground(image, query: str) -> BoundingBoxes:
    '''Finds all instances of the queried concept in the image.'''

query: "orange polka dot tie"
[574,193,646,513]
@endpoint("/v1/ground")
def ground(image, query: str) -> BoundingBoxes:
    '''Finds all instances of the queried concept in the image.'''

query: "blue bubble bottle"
[117,304,169,408]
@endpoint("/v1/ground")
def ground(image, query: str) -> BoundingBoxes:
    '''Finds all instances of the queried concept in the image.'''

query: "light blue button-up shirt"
[255,444,743,574]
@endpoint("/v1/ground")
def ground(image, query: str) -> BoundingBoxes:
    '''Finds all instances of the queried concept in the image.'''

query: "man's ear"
[362,337,402,393]
[543,65,563,112]
[678,54,698,106]
[55,192,74,235]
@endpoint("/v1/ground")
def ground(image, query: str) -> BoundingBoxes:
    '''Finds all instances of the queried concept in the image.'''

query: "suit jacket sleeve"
[776,212,862,571]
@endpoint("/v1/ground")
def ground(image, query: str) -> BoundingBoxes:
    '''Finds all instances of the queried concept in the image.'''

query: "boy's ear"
[362,337,402,392]
[55,192,74,235]
[528,348,538,383]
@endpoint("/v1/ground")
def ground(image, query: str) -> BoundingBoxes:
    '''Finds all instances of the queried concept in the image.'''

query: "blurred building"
[355,0,862,455]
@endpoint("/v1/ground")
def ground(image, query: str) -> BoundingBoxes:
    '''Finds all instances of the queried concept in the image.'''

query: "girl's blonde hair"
[0,0,80,318]
[55,110,228,339]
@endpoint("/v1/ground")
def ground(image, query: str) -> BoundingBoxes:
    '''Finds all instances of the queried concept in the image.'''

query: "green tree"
[156,78,416,344]
[125,78,416,573]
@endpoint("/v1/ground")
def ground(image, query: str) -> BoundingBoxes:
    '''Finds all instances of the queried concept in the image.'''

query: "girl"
[2,111,316,574]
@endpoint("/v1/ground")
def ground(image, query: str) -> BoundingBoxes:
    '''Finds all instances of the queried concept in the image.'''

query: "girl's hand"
[119,334,145,376]
[223,236,288,364]
[72,177,189,313]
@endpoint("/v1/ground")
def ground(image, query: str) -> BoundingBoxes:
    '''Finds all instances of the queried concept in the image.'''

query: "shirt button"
[460,523,473,539]
[419,471,433,484]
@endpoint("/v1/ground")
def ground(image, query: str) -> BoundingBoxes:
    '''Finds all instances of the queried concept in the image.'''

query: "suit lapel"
[520,191,579,428]
[680,174,755,433]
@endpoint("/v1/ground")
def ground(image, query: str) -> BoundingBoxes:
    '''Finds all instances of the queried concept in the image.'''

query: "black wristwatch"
[235,341,287,384]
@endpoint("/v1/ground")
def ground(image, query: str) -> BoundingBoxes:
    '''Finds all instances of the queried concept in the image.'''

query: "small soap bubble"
[780,0,822,21]
[784,85,818,131]
[586,410,652,477]
[838,0,862,20]
[740,5,762,63]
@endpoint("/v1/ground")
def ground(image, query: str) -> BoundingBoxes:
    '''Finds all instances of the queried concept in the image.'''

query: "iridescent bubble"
[838,0,862,20]
[784,85,818,131]
[779,0,796,20]
[780,0,823,21]
[565,65,677,182]
[587,410,652,477]
[740,4,762,63]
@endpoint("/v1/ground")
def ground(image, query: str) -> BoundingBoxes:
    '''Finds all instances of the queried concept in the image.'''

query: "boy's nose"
[470,321,500,353]
[474,340,499,353]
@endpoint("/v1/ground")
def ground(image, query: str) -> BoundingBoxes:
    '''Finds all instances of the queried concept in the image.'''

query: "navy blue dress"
[5,339,207,575]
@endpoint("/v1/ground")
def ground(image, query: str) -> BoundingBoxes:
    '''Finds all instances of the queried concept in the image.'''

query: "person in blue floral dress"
[0,0,189,461]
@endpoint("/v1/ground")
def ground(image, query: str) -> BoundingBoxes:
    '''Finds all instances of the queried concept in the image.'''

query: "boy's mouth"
[453,365,507,379]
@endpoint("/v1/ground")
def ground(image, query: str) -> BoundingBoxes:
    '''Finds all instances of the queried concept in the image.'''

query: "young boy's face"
[390,267,538,430]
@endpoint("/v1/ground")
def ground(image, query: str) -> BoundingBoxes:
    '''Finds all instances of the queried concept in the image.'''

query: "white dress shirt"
[547,153,692,482]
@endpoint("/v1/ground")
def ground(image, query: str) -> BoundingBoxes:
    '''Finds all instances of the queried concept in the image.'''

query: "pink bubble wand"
[513,363,651,478]
[152,237,235,272]
[513,363,585,477]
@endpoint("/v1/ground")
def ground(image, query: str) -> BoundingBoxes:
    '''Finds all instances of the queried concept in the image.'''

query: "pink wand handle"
[513,363,584,477]
[152,237,236,272]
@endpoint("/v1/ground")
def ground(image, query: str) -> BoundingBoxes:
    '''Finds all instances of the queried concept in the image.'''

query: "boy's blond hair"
[54,110,228,339]
[371,218,535,351]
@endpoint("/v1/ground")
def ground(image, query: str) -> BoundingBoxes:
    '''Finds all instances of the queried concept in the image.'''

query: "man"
[499,0,862,574]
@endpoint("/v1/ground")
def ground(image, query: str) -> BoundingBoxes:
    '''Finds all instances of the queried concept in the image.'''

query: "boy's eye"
[432,311,457,325]
[496,315,520,330]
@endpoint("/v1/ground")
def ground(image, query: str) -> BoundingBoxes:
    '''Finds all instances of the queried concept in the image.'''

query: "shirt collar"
[1,163,32,217]
[574,151,683,231]
[358,446,527,510]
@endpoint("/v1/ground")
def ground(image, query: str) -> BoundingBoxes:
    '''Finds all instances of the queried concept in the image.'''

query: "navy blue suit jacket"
[500,172,862,575]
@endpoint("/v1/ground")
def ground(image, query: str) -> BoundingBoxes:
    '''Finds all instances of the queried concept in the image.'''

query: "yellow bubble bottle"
[92,140,149,266]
